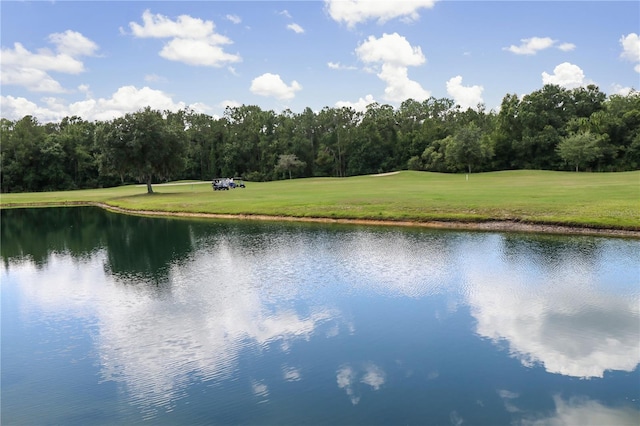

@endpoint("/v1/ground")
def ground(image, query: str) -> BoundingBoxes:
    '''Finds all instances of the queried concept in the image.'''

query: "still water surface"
[1,207,639,425]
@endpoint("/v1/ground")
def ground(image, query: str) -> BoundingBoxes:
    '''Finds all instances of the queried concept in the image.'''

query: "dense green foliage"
[1,84,638,193]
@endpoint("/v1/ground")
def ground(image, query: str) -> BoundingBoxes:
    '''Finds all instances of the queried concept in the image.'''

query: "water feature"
[2,207,639,425]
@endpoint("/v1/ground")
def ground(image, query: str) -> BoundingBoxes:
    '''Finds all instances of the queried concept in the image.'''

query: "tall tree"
[516,84,572,169]
[96,107,187,193]
[276,154,306,179]
[445,122,491,173]
[556,131,604,171]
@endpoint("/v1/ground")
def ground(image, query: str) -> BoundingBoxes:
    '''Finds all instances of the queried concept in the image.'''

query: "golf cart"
[230,178,246,188]
[212,179,229,190]
[212,177,246,191]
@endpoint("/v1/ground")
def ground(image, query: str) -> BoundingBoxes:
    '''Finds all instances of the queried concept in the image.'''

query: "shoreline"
[3,201,639,238]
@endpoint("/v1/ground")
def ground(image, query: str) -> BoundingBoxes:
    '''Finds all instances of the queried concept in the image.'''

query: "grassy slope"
[1,171,639,229]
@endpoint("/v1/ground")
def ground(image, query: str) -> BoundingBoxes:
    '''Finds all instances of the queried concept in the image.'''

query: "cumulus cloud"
[355,33,430,102]
[446,75,484,110]
[0,31,98,93]
[356,33,425,66]
[219,99,242,110]
[542,62,593,89]
[325,0,437,28]
[159,38,241,67]
[610,84,634,96]
[0,85,210,122]
[335,94,377,112]
[128,10,241,67]
[287,23,305,34]
[250,73,302,100]
[48,30,99,57]
[1,67,66,93]
[504,37,575,55]
[620,33,640,73]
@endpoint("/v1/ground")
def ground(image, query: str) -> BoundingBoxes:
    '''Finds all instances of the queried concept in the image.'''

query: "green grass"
[1,171,639,230]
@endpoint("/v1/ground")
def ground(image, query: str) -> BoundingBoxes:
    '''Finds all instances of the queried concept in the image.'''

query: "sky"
[1,1,639,123]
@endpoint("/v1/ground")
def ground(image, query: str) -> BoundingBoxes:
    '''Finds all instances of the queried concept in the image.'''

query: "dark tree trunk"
[146,177,154,194]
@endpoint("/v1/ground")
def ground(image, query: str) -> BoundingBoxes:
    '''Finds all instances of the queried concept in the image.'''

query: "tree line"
[1,84,638,193]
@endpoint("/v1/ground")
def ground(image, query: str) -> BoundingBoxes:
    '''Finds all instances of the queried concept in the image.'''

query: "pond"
[1,207,639,425]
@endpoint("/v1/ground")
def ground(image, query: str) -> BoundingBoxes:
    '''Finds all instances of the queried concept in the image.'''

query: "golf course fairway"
[1,170,638,236]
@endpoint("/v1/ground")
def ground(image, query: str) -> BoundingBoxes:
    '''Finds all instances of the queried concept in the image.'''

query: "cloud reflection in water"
[3,217,639,422]
[461,236,640,378]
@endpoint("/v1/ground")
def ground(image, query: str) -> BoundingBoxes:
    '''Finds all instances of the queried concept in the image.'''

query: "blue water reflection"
[1,208,638,425]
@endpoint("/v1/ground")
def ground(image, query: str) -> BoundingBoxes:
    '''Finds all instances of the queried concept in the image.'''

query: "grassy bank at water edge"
[1,170,639,231]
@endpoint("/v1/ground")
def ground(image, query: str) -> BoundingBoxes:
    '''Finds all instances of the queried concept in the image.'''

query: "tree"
[276,154,306,179]
[516,84,573,169]
[96,107,186,193]
[0,116,45,192]
[556,131,604,171]
[445,122,491,173]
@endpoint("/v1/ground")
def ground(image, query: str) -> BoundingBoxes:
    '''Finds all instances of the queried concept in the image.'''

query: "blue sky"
[1,1,639,122]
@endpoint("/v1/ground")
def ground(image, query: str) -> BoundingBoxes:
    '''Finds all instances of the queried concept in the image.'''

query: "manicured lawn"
[1,171,639,230]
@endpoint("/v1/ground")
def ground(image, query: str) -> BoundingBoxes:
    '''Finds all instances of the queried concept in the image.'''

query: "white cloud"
[1,95,55,121]
[611,84,635,96]
[130,9,215,39]
[542,62,592,89]
[356,33,425,67]
[355,33,430,102]
[335,94,377,112]
[128,10,241,67]
[505,37,555,55]
[48,30,99,57]
[505,37,576,55]
[328,62,357,70]
[219,99,242,110]
[446,75,484,110]
[0,32,98,93]
[0,86,210,122]
[1,67,67,93]
[287,23,305,34]
[250,73,302,100]
[378,63,430,102]
[558,42,576,52]
[620,33,640,73]
[279,9,292,19]
[159,38,241,67]
[226,14,242,24]
[1,42,86,74]
[325,0,437,28]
